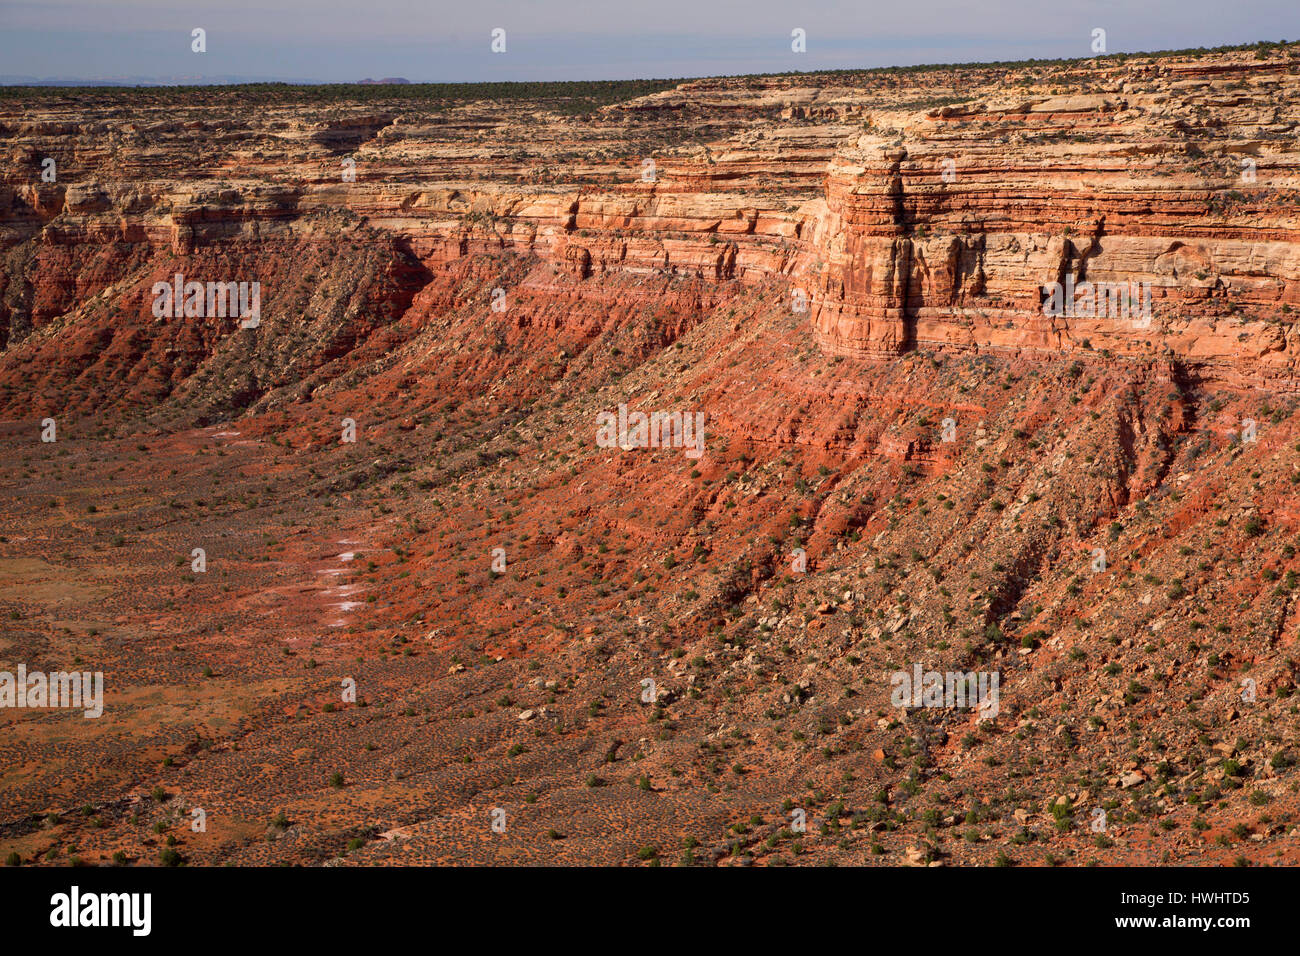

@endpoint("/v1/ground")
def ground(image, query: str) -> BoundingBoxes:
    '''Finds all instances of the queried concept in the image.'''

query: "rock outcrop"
[3,47,1299,413]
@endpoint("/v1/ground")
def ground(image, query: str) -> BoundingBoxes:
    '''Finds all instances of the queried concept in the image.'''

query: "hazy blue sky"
[2,0,1297,83]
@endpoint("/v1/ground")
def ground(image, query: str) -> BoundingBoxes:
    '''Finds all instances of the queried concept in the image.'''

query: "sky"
[1,0,1298,84]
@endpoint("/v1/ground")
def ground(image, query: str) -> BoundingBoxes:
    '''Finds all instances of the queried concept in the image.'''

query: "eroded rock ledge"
[2,46,1299,409]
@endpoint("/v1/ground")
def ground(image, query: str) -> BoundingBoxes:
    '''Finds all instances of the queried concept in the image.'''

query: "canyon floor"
[1,42,1299,867]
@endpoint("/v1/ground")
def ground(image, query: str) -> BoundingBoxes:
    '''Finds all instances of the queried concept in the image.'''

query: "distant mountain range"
[0,74,331,86]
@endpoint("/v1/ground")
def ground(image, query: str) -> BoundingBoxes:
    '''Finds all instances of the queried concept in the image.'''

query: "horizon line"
[1,36,1293,90]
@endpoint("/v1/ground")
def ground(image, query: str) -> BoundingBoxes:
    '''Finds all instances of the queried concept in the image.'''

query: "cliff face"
[2,48,1289,421]
[4,48,1298,419]
[811,63,1300,386]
